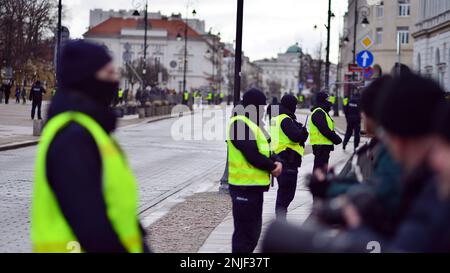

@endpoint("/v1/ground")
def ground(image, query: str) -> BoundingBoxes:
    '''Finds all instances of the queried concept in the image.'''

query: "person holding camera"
[269,94,309,220]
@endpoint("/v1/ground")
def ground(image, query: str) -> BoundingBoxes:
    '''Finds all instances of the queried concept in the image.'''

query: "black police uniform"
[30,82,46,120]
[343,95,361,151]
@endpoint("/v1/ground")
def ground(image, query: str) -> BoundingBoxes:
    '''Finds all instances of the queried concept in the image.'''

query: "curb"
[0,111,194,152]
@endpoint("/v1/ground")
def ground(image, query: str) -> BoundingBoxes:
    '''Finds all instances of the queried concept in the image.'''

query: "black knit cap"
[242,88,267,108]
[435,101,450,144]
[58,40,112,88]
[360,76,393,120]
[315,91,329,105]
[376,73,445,138]
[281,94,298,114]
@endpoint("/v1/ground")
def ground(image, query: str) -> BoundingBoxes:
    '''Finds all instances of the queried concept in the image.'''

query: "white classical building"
[253,44,302,95]
[413,0,450,91]
[84,11,218,93]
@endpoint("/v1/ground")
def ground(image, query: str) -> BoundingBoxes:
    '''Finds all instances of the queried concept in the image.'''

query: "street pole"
[234,0,244,106]
[352,0,358,96]
[56,0,62,85]
[182,8,189,94]
[143,0,148,88]
[220,0,244,193]
[325,0,332,89]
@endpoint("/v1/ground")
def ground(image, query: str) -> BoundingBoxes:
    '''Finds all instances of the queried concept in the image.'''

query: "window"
[376,28,383,44]
[376,1,384,17]
[397,27,409,44]
[398,0,411,17]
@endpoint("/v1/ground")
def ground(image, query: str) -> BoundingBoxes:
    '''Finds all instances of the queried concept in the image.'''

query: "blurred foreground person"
[32,41,149,253]
[263,73,448,253]
[228,88,282,253]
[308,76,403,235]
[269,94,308,219]
[309,92,342,172]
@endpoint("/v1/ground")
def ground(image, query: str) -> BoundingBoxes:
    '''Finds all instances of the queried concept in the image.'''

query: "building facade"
[340,0,418,84]
[84,10,220,93]
[413,0,450,91]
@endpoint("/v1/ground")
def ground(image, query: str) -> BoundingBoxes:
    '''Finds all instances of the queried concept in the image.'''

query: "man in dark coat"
[29,81,46,119]
[342,93,361,152]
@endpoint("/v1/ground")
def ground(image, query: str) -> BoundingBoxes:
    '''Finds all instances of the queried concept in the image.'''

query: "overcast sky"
[64,0,348,63]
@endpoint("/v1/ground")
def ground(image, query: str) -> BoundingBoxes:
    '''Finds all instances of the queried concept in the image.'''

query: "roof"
[286,43,302,54]
[84,17,202,39]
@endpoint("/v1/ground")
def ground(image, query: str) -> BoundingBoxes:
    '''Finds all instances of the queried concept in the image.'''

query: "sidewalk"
[0,102,190,151]
[198,148,350,253]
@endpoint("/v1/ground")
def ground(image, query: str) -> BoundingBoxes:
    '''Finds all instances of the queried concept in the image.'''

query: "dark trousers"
[31,100,42,119]
[312,145,332,172]
[4,91,10,104]
[230,187,264,253]
[275,168,299,219]
[343,119,361,150]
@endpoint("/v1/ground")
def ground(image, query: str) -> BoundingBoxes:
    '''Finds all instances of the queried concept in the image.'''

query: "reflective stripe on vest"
[308,108,335,145]
[227,115,270,186]
[32,112,143,253]
[270,114,305,157]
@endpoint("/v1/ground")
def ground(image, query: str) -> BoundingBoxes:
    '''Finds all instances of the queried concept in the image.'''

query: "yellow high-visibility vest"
[32,112,143,253]
[118,89,124,98]
[308,108,335,145]
[227,115,270,186]
[270,114,305,157]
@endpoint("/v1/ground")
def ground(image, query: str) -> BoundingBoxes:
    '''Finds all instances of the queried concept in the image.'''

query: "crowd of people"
[261,72,450,253]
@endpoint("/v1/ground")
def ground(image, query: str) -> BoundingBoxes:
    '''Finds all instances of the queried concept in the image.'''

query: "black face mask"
[73,76,119,107]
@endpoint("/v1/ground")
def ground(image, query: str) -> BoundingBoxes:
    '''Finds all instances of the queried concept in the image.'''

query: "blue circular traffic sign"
[356,50,374,68]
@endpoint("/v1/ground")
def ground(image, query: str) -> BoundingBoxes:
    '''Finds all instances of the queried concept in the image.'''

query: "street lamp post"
[219,0,244,193]
[351,0,370,95]
[133,0,149,88]
[177,9,196,94]
[325,0,333,89]
[56,0,62,84]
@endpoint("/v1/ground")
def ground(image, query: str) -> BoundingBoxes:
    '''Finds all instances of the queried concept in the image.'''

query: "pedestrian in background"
[31,40,150,253]
[15,86,21,104]
[342,92,362,152]
[21,85,27,104]
[227,88,282,253]
[2,80,12,104]
[309,92,342,172]
[29,80,46,120]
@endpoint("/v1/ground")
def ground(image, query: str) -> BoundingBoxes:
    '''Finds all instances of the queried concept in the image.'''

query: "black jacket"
[229,110,277,191]
[273,106,309,168]
[45,91,150,253]
[29,84,46,102]
[344,97,361,122]
[311,104,342,146]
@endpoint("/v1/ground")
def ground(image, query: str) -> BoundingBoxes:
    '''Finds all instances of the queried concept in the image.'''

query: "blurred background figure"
[342,92,361,152]
[29,80,46,120]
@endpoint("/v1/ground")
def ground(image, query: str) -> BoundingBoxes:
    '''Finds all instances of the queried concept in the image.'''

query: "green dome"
[286,43,301,54]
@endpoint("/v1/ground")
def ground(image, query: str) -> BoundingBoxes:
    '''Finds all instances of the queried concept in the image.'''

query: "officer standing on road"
[228,88,283,253]
[270,94,309,219]
[29,80,46,120]
[309,92,342,172]
[31,40,150,253]
[342,92,361,152]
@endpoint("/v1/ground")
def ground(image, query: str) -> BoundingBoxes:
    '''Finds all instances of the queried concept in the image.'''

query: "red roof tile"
[84,17,202,39]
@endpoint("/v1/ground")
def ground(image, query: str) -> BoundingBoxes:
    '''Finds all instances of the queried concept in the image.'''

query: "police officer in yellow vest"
[183,90,190,105]
[269,94,309,219]
[228,88,282,253]
[31,41,150,253]
[207,91,213,105]
[118,88,124,104]
[309,92,342,172]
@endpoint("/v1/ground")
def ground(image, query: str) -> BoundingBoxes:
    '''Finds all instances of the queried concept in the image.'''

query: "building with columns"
[413,0,450,91]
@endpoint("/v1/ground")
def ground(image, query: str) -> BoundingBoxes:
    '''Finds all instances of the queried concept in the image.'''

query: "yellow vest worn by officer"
[329,96,336,105]
[118,89,124,99]
[207,92,213,101]
[343,97,349,107]
[184,91,190,101]
[270,114,305,157]
[32,112,143,253]
[227,115,271,186]
[308,108,335,145]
